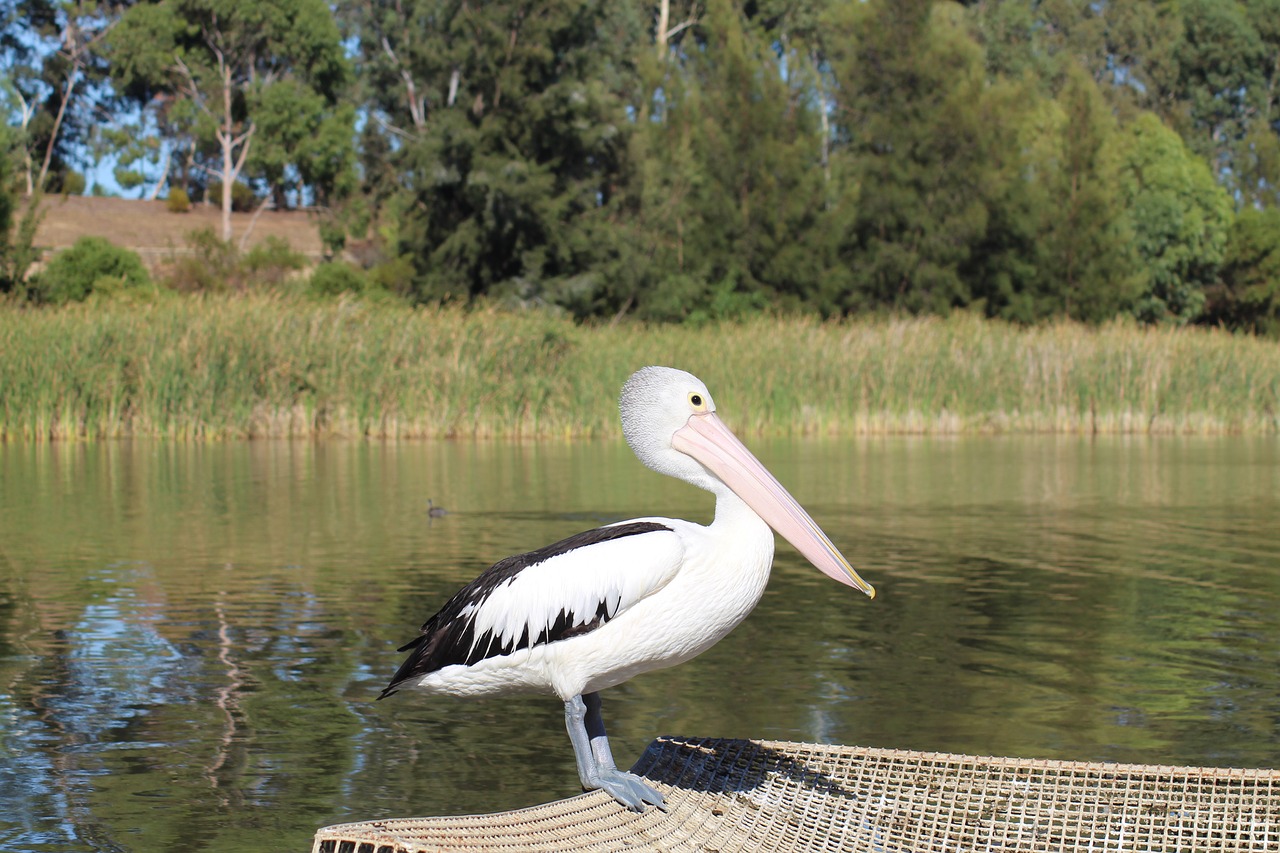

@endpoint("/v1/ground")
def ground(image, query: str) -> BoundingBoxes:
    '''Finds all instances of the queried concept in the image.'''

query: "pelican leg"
[564,694,665,811]
[583,692,619,771]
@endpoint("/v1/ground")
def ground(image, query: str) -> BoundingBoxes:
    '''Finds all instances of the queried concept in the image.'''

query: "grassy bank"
[2,294,1278,439]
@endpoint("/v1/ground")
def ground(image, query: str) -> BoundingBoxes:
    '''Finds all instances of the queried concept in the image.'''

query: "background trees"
[107,0,351,239]
[5,0,1280,333]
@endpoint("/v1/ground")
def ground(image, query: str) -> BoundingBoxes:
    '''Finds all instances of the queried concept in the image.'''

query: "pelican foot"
[587,768,666,812]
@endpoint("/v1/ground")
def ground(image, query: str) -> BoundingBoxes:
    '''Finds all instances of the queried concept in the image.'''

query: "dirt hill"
[31,195,327,268]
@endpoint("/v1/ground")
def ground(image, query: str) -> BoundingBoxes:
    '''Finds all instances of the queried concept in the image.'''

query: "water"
[1,437,1277,852]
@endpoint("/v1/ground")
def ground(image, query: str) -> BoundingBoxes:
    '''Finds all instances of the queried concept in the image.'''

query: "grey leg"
[583,691,617,771]
[564,693,666,811]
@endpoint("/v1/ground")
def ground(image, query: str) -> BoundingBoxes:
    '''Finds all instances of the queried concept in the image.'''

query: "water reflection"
[1,437,1277,852]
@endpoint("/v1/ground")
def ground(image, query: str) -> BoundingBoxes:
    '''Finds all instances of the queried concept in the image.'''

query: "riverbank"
[2,294,1277,439]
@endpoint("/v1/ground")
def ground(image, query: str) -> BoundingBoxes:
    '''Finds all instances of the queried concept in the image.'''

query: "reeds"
[2,295,1277,440]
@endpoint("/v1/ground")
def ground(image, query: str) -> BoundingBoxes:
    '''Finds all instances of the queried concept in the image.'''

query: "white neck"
[708,479,774,553]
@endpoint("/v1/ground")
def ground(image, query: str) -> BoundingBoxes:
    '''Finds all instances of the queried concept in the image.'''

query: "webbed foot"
[565,692,667,812]
[586,768,666,812]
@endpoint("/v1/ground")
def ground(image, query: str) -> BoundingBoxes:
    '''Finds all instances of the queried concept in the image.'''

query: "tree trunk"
[221,136,234,242]
[221,63,235,242]
[38,69,79,192]
[656,0,669,59]
[147,146,171,201]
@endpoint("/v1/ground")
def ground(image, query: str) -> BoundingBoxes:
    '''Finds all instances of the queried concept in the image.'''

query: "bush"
[167,187,191,213]
[243,237,307,287]
[164,228,237,292]
[309,261,367,296]
[30,237,151,304]
[55,170,87,196]
[163,230,307,292]
[206,180,258,212]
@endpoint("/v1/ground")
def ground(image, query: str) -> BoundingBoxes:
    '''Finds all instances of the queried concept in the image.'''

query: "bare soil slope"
[32,195,326,264]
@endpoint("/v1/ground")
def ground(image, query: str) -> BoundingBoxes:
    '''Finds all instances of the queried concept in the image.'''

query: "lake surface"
[1,436,1278,852]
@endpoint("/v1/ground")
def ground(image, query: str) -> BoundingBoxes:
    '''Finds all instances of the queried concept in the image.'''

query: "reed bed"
[2,294,1278,440]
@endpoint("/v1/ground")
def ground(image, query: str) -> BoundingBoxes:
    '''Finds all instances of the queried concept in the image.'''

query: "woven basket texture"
[312,736,1280,852]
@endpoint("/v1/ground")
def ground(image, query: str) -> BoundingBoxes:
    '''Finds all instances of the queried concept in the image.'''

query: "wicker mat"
[311,736,1280,852]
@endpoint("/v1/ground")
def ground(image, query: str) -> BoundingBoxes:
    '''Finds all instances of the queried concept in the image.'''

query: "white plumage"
[382,366,874,811]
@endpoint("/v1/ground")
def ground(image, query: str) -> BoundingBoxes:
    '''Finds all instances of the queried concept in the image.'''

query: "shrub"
[167,187,191,213]
[366,255,415,296]
[30,237,151,304]
[243,237,307,287]
[163,230,308,292]
[56,170,87,196]
[206,180,258,212]
[164,228,238,292]
[309,261,367,296]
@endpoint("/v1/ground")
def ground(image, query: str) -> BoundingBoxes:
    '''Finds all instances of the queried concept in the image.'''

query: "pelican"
[380,366,875,810]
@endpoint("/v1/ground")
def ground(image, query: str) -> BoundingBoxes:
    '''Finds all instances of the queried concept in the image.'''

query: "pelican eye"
[688,392,707,411]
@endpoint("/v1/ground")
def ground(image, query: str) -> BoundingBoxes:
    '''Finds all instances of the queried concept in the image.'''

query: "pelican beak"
[672,412,875,597]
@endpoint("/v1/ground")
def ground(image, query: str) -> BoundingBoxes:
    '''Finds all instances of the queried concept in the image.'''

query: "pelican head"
[620,366,875,597]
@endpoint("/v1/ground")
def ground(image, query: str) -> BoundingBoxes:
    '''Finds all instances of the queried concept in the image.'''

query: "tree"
[1,0,126,194]
[825,0,1001,315]
[0,126,43,293]
[1204,207,1280,335]
[1113,112,1233,324]
[616,0,829,321]
[108,0,350,240]
[1174,0,1267,195]
[347,0,638,308]
[1008,67,1143,323]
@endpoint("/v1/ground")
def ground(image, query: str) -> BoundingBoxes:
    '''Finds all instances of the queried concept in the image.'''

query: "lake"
[2,436,1277,852]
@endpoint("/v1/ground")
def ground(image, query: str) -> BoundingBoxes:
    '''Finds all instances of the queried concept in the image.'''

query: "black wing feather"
[380,521,671,698]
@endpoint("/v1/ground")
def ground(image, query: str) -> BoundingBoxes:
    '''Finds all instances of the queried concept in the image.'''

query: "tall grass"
[2,294,1278,439]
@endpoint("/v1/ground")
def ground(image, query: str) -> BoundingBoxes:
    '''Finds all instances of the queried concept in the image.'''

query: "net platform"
[312,735,1280,852]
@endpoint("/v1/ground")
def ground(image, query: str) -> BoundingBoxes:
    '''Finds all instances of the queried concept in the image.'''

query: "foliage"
[28,236,151,304]
[826,1,1003,315]
[619,0,824,321]
[1,194,44,297]
[163,229,303,292]
[0,139,16,292]
[347,0,639,307]
[12,0,1280,332]
[107,0,352,239]
[166,187,190,213]
[1206,207,1280,335]
[1,0,125,194]
[1113,113,1233,324]
[206,181,259,213]
[243,236,307,286]
[979,68,1142,323]
[308,261,366,297]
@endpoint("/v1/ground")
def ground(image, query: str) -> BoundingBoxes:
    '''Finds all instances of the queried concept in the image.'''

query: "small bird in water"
[427,499,447,518]
[381,367,875,811]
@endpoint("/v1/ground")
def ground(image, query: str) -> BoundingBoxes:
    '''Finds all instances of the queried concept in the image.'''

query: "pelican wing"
[381,521,681,696]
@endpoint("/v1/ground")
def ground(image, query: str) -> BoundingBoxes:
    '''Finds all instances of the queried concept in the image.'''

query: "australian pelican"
[381,366,875,810]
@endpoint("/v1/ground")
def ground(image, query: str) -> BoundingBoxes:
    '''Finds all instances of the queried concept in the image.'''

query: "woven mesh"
[312,736,1280,852]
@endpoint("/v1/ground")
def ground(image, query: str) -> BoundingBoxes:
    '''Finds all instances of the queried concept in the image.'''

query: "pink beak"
[672,412,875,597]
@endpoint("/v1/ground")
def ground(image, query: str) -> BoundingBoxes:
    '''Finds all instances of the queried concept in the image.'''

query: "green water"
[1,437,1278,852]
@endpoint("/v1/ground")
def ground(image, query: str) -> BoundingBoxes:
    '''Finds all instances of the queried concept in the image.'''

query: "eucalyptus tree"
[1,0,127,193]
[108,0,349,240]
[1174,0,1266,190]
